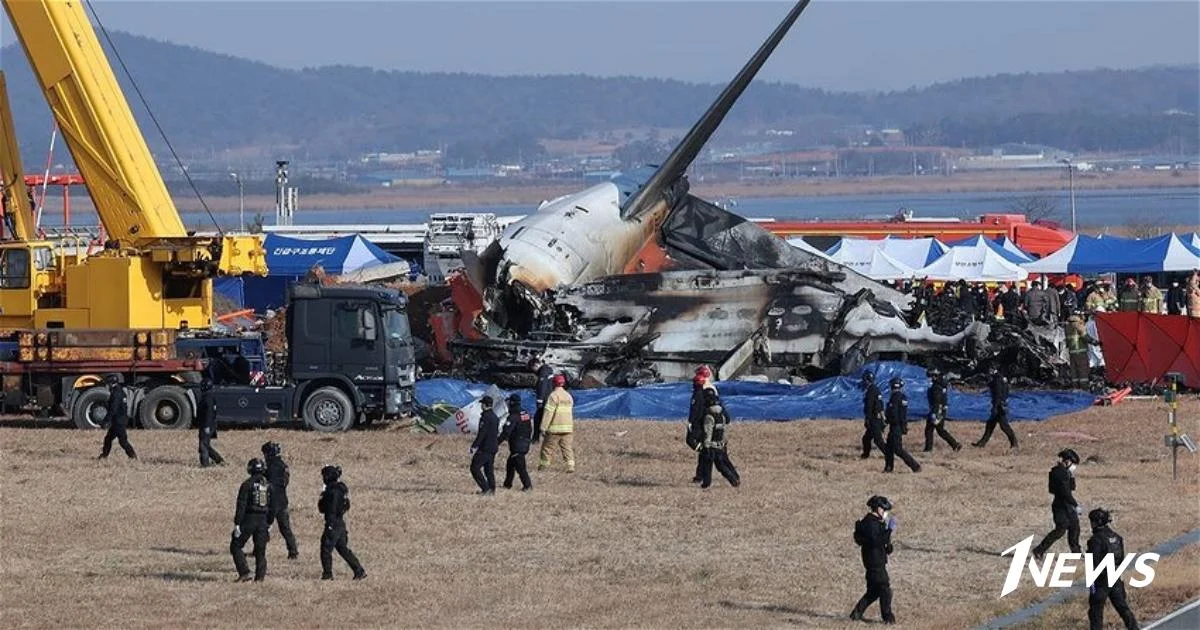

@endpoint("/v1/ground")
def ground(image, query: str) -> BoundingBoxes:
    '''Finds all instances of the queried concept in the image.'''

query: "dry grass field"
[2,398,1198,629]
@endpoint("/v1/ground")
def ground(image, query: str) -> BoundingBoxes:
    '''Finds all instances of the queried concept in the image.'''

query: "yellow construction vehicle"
[1,0,267,428]
[0,0,265,331]
[0,71,60,327]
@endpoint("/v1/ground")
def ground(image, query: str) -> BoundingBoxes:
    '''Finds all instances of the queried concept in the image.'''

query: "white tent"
[916,240,1030,282]
[825,244,917,280]
[827,236,948,270]
[786,237,836,262]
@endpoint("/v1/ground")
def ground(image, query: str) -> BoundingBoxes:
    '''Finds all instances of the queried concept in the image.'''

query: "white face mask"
[880,510,890,521]
[1068,463,1077,474]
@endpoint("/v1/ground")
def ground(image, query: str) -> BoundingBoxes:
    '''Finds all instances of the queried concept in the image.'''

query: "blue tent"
[214,277,246,308]
[263,233,400,275]
[1024,234,1200,274]
[947,235,1034,264]
[239,234,403,312]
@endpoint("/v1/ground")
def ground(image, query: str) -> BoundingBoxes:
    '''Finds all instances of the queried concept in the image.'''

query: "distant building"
[954,143,1071,171]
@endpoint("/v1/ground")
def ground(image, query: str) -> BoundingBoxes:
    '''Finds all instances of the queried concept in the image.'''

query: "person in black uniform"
[883,378,921,473]
[470,396,500,495]
[230,458,273,582]
[1086,508,1140,630]
[1166,280,1186,316]
[973,365,1019,449]
[196,378,224,467]
[499,393,533,491]
[687,372,711,482]
[850,495,897,625]
[530,357,554,443]
[973,284,991,320]
[1032,448,1082,559]
[98,373,137,459]
[860,372,888,459]
[262,442,299,559]
[923,368,962,452]
[319,465,366,580]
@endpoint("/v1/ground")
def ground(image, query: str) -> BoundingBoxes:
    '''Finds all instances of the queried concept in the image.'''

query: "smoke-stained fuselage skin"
[450,268,979,387]
[555,269,971,359]
[492,176,669,295]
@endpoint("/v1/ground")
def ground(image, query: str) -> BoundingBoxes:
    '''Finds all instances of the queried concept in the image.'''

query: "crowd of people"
[896,270,1200,329]
[890,270,1200,390]
[90,353,1146,629]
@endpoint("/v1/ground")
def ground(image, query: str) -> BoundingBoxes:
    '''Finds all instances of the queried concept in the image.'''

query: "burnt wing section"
[662,195,912,309]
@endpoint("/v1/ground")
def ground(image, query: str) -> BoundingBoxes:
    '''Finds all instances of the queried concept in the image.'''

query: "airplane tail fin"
[619,0,812,221]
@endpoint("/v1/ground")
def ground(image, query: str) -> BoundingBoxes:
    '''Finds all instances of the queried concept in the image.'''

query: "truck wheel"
[72,387,110,430]
[139,386,194,430]
[302,387,355,432]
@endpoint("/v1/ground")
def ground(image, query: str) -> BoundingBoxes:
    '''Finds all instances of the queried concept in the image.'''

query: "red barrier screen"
[1095,313,1200,388]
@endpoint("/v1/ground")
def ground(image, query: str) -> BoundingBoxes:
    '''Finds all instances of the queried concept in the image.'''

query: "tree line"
[3,32,1196,166]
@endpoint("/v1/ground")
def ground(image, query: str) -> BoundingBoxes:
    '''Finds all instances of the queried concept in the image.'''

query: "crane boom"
[0,0,264,331]
[2,0,185,241]
[0,71,36,242]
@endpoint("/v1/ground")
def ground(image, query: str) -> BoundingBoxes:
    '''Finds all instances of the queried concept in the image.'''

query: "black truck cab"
[211,284,416,431]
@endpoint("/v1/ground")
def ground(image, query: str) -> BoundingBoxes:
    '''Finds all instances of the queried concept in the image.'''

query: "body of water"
[45,186,1200,231]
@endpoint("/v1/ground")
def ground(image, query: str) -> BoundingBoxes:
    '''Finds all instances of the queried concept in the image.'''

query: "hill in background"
[2,31,1196,167]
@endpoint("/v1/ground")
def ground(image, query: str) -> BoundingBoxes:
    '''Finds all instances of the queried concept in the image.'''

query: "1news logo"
[999,536,1159,597]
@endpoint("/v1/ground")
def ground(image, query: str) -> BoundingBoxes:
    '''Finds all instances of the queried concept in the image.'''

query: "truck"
[0,0,268,428]
[207,284,416,432]
[2,283,417,432]
[0,328,266,430]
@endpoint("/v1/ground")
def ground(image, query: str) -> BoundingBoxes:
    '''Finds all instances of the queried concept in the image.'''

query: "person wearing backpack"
[230,458,273,582]
[687,369,715,482]
[696,388,740,489]
[318,465,366,580]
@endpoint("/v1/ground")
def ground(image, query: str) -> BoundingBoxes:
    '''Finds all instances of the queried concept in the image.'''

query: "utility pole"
[1058,158,1076,232]
[230,172,244,232]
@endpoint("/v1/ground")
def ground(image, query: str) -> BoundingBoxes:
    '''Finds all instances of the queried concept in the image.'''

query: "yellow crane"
[1,69,69,328]
[0,0,265,331]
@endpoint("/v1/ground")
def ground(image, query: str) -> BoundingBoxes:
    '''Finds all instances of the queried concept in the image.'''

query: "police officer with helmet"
[1033,448,1083,559]
[319,464,366,580]
[973,364,1018,450]
[923,367,962,452]
[1086,508,1140,630]
[98,373,137,460]
[860,372,887,459]
[262,442,299,559]
[196,377,223,467]
[883,377,921,473]
[850,495,898,625]
[230,458,273,582]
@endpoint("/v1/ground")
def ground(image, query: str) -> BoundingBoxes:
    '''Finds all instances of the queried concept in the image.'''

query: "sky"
[1,1,1197,91]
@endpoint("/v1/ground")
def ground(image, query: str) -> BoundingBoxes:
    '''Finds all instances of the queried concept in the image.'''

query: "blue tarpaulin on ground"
[415,362,1095,422]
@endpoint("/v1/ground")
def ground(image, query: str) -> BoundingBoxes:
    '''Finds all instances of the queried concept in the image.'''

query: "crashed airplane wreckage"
[427,0,1065,387]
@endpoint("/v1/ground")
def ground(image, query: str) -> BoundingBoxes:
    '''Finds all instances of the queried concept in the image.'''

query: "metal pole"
[1068,164,1076,233]
[238,179,245,232]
